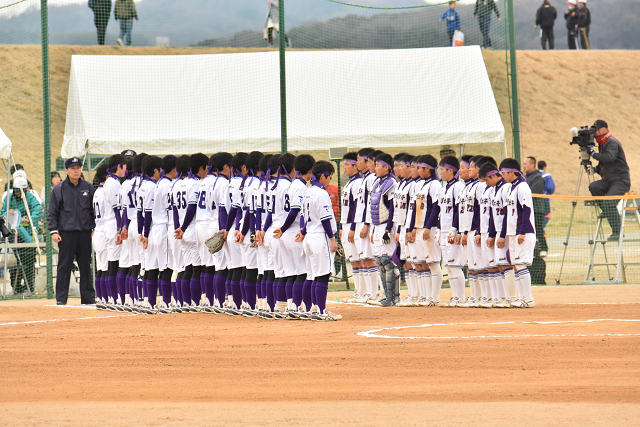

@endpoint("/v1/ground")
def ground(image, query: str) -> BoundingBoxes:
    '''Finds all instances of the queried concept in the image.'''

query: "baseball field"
[1,284,639,426]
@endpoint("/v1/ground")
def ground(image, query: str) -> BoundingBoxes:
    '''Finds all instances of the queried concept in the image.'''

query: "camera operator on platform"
[587,120,630,241]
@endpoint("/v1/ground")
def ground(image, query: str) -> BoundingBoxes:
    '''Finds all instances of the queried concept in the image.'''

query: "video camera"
[570,125,596,148]
[570,125,596,169]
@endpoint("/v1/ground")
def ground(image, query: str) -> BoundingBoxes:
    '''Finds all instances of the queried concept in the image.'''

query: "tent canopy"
[0,127,12,159]
[62,47,505,157]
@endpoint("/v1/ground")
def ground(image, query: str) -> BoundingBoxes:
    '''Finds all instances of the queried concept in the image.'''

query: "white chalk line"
[0,313,137,326]
[357,319,640,340]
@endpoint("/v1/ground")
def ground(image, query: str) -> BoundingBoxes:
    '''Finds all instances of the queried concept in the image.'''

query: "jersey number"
[284,194,290,212]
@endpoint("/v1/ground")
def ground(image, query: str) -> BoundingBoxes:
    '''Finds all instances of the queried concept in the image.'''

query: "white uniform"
[440,179,465,267]
[405,178,424,263]
[393,178,413,262]
[416,177,442,264]
[92,185,108,272]
[491,179,510,266]
[239,175,260,270]
[117,179,132,268]
[226,174,245,270]
[280,177,307,276]
[354,172,376,260]
[367,175,397,257]
[506,178,536,266]
[210,175,230,271]
[137,178,157,270]
[340,174,362,262]
[196,174,217,268]
[477,183,494,269]
[181,177,202,267]
[152,176,174,272]
[170,178,191,272]
[259,177,277,273]
[125,176,142,268]
[103,176,121,262]
[302,183,337,278]
[268,176,291,278]
[459,179,479,269]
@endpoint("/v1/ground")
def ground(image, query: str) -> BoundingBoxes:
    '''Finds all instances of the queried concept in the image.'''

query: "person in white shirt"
[103,154,127,309]
[296,160,340,321]
[92,164,110,310]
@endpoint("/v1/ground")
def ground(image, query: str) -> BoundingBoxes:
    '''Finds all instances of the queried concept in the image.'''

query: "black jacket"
[536,3,557,28]
[577,6,591,28]
[593,135,631,184]
[474,0,500,19]
[564,8,579,30]
[526,169,546,215]
[48,177,96,233]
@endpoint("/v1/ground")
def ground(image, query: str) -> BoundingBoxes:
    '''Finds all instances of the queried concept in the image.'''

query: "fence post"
[41,0,53,299]
[279,0,287,154]
[506,0,521,163]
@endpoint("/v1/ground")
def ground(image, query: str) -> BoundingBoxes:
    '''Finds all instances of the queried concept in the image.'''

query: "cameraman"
[588,120,630,241]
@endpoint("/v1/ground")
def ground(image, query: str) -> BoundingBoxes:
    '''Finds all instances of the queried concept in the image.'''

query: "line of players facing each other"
[339,149,536,309]
[90,149,536,321]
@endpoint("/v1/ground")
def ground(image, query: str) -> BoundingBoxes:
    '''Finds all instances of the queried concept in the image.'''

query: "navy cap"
[121,149,137,158]
[65,157,82,169]
[593,119,608,129]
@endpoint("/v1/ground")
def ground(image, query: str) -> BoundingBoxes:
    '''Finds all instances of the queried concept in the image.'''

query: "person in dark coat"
[473,0,501,49]
[535,0,557,50]
[524,156,548,256]
[564,0,579,49]
[577,1,591,49]
[588,120,631,241]
[48,157,96,305]
[88,0,112,45]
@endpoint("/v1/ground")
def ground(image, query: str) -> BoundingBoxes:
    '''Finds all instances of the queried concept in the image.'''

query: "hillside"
[1,46,639,196]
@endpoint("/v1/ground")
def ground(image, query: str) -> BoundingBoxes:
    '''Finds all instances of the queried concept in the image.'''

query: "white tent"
[0,126,12,159]
[62,47,505,157]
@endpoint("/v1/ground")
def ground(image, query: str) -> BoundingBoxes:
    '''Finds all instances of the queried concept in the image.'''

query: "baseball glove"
[205,231,225,254]
[336,242,345,260]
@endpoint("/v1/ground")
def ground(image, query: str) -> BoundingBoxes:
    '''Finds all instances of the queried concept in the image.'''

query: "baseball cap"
[121,149,137,158]
[593,119,608,129]
[65,157,82,169]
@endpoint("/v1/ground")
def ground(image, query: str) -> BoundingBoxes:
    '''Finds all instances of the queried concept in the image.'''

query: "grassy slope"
[1,46,639,195]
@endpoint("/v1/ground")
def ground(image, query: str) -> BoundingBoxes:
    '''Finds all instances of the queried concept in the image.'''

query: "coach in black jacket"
[48,157,96,305]
[524,156,548,255]
[588,120,630,241]
[535,0,557,50]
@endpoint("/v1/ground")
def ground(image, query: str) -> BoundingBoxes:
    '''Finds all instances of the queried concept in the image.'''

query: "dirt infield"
[1,285,639,426]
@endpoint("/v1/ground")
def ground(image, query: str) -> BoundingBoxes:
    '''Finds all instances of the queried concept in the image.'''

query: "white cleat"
[511,298,535,308]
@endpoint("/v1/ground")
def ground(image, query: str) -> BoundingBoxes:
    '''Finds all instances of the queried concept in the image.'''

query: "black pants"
[56,230,94,304]
[541,27,554,50]
[579,26,590,49]
[534,211,548,252]
[11,247,36,294]
[589,179,631,236]
[567,29,577,49]
[94,13,110,45]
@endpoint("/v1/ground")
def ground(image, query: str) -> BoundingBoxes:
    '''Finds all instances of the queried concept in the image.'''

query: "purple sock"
[116,271,126,304]
[129,275,138,302]
[239,278,246,305]
[147,278,158,307]
[231,280,242,308]
[181,278,191,307]
[214,273,227,306]
[107,274,117,303]
[292,278,304,308]
[245,281,257,310]
[302,280,312,311]
[314,281,329,313]
[202,273,214,305]
[265,278,274,311]
[160,279,172,306]
[137,277,144,301]
[310,281,317,307]
[175,278,183,306]
[256,277,264,300]
[285,277,294,301]
[170,280,177,304]
[190,276,202,306]
[276,278,287,303]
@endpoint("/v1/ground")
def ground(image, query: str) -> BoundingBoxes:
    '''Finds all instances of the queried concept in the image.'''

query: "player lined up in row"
[90,148,536,321]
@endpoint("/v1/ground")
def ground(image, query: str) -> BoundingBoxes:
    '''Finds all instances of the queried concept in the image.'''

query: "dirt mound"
[1,46,638,195]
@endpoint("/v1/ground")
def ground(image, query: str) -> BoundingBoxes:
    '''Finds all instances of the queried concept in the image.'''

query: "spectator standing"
[440,1,461,47]
[114,0,139,47]
[523,156,548,257]
[535,0,557,50]
[88,0,112,46]
[576,1,591,49]
[538,160,555,229]
[40,171,62,230]
[48,157,96,305]
[564,0,579,49]
[473,0,501,49]
[327,182,341,279]
[1,176,40,294]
